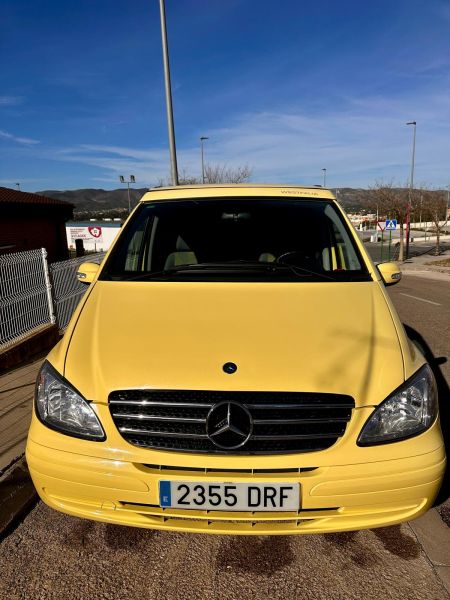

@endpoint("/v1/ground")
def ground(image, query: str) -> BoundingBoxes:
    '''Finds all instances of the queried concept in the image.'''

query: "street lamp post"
[405,121,416,260]
[158,0,179,186]
[200,136,209,184]
[119,175,136,214]
[446,184,450,225]
[322,168,327,188]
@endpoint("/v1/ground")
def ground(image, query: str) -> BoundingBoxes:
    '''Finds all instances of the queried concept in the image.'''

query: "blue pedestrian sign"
[385,219,397,230]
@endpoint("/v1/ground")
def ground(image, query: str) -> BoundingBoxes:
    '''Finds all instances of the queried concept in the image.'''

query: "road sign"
[377,221,386,231]
[385,219,397,230]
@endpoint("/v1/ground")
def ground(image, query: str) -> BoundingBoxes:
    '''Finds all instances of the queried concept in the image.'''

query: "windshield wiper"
[119,261,335,282]
[121,262,275,281]
[274,262,335,281]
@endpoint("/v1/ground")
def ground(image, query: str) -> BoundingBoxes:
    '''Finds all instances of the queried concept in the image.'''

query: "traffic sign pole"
[377,221,386,263]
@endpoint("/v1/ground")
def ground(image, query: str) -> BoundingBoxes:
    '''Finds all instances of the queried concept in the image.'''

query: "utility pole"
[322,168,327,188]
[200,136,209,183]
[159,0,179,186]
[405,121,416,260]
[446,185,450,225]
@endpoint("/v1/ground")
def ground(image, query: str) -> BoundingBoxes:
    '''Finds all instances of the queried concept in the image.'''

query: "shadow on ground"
[403,325,449,505]
[216,536,294,576]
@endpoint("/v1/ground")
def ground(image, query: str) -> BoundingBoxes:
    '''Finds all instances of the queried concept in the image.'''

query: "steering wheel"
[275,250,305,264]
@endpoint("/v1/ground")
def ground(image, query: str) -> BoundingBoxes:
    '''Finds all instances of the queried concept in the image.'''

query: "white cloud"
[54,144,169,186]
[0,129,39,145]
[0,96,24,106]
[35,87,450,189]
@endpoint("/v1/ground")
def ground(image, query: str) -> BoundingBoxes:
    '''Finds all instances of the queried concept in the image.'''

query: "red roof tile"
[0,187,73,207]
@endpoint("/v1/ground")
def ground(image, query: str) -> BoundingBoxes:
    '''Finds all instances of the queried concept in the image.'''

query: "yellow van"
[26,185,445,535]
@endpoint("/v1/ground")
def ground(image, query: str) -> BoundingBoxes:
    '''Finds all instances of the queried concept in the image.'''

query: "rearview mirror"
[77,262,100,285]
[377,262,402,286]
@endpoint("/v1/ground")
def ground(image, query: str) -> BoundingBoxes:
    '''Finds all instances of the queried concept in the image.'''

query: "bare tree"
[367,181,413,261]
[155,164,252,187]
[155,169,198,187]
[203,164,252,184]
[420,188,447,255]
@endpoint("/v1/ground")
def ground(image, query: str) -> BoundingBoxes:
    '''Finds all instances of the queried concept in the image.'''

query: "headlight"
[358,365,438,446]
[35,362,105,441]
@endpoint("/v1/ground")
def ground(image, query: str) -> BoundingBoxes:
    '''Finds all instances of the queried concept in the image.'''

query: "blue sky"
[1,0,450,191]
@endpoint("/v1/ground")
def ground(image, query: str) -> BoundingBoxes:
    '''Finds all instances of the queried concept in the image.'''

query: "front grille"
[109,390,354,454]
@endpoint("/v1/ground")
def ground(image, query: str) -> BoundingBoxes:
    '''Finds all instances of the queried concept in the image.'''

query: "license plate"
[159,481,300,511]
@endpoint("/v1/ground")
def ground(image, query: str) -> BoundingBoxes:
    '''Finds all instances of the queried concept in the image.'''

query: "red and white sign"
[69,226,103,243]
[88,226,102,238]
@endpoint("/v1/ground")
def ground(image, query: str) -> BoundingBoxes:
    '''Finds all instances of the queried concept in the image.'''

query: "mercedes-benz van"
[26,185,445,534]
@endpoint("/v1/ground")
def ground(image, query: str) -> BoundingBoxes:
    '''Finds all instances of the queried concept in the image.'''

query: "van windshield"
[100,198,371,282]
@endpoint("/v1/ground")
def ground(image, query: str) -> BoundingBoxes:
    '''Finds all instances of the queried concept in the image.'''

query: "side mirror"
[77,262,100,285]
[377,262,402,286]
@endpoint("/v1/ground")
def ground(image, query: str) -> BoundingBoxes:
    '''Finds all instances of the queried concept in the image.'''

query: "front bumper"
[26,436,445,535]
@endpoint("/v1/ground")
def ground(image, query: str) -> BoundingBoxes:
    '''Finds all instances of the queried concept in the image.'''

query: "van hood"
[64,281,404,408]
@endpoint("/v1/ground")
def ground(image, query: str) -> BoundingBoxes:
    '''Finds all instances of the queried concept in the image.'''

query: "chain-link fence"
[0,249,105,349]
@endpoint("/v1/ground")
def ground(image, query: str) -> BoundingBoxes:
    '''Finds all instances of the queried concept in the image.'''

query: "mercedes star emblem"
[206,401,253,450]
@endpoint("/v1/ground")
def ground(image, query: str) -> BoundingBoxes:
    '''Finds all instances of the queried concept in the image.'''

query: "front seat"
[258,252,276,263]
[164,237,197,270]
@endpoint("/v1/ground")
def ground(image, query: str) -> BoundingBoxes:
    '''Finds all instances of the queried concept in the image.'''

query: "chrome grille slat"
[247,403,354,410]
[253,417,349,425]
[109,389,354,454]
[118,426,208,439]
[114,413,206,423]
[252,433,338,440]
[110,400,214,408]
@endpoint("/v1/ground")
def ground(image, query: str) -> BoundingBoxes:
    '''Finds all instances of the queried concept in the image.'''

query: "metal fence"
[50,253,105,330]
[0,249,105,349]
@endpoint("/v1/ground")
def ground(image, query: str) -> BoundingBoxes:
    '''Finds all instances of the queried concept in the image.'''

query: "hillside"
[38,188,148,217]
[38,186,373,218]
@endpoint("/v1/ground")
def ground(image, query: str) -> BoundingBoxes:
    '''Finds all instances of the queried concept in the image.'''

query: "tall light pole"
[322,168,327,188]
[158,0,178,186]
[200,136,209,183]
[119,175,135,214]
[446,184,450,225]
[405,121,416,260]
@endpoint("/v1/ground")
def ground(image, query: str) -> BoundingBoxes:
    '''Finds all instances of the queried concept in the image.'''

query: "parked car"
[27,184,445,535]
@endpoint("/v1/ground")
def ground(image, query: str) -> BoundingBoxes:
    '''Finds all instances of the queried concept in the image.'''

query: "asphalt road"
[0,274,449,600]
[388,274,450,383]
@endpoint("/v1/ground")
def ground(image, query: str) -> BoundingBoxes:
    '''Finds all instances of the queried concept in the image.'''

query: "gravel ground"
[0,503,448,600]
[439,505,450,528]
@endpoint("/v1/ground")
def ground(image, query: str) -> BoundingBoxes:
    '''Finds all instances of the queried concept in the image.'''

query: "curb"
[0,324,61,375]
[0,455,38,540]
[400,269,450,282]
[409,508,450,595]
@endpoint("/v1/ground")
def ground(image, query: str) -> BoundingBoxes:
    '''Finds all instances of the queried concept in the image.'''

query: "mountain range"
[38,187,372,218]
